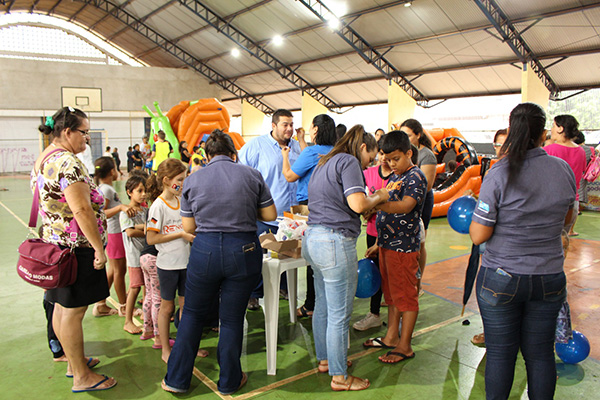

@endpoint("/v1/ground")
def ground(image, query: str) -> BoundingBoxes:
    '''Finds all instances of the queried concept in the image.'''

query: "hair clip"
[95,165,101,169]
[67,106,75,112]
[45,116,55,130]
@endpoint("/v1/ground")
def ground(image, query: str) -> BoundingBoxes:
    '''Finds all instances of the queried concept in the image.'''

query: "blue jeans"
[302,225,358,377]
[476,266,567,400]
[164,232,262,394]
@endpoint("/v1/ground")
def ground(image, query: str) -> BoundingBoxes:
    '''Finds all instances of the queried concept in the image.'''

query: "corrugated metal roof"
[2,0,600,111]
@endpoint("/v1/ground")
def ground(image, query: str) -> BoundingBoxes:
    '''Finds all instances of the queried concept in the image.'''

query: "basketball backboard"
[61,87,102,112]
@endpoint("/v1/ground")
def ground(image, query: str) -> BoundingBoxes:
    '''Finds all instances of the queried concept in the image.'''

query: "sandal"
[296,305,314,318]
[331,376,370,391]
[318,360,352,373]
[471,333,486,346]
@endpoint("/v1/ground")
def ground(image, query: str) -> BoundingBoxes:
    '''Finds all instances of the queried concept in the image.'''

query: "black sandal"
[296,305,313,318]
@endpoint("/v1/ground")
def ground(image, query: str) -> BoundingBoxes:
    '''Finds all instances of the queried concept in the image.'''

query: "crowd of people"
[32,104,591,397]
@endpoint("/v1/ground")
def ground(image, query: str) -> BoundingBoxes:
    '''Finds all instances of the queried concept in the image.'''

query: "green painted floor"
[1,175,599,399]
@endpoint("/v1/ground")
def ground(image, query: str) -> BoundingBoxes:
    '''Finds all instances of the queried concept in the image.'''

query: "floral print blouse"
[30,150,107,248]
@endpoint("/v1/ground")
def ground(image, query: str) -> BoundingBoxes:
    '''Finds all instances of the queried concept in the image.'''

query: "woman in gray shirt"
[470,103,576,400]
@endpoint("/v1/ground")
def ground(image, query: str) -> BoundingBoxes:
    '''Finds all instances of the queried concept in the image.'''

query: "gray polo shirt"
[181,155,274,233]
[307,153,366,238]
[472,147,576,275]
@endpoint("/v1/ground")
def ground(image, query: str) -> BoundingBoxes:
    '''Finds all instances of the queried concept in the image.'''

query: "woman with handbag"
[32,107,117,393]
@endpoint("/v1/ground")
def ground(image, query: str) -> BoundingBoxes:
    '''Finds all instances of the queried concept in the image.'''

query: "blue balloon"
[356,258,381,299]
[447,196,477,234]
[556,330,590,364]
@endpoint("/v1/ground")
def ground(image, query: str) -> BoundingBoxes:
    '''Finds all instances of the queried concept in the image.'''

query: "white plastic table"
[261,255,307,375]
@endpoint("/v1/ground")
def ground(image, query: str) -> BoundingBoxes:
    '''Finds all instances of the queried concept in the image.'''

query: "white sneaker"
[353,312,382,331]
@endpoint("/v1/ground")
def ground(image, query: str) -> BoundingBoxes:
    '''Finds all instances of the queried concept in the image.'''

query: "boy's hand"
[365,244,378,259]
[181,232,196,243]
[363,208,376,220]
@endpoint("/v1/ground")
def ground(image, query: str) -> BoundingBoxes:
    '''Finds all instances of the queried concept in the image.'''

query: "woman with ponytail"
[303,125,388,391]
[544,115,586,236]
[470,103,576,399]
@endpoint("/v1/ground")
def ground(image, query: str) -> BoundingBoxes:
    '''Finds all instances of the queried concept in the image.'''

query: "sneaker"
[352,312,382,331]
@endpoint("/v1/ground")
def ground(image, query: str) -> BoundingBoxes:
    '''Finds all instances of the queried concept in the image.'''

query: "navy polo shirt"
[181,155,274,233]
[472,147,576,275]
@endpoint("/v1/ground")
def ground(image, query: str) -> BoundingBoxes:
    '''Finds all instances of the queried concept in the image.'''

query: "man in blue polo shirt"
[239,109,306,309]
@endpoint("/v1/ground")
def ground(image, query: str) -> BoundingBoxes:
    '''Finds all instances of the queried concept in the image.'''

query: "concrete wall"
[0,59,222,173]
[0,58,221,111]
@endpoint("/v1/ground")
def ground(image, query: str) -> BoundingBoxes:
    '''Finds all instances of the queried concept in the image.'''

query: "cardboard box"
[283,205,309,221]
[259,233,302,259]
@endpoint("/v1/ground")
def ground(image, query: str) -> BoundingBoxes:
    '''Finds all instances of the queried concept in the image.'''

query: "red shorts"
[128,267,144,289]
[106,232,126,260]
[379,247,420,312]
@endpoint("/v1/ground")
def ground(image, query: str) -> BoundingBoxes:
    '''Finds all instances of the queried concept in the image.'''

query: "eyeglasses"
[74,129,90,136]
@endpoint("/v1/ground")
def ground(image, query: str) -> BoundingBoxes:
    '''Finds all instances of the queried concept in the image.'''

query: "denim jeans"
[302,225,358,377]
[164,231,262,394]
[476,266,567,400]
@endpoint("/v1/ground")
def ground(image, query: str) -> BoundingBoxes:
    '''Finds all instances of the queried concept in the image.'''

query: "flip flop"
[378,351,415,364]
[363,337,394,349]
[66,357,100,378]
[140,333,155,341]
[71,375,117,393]
[296,305,314,318]
[152,338,175,349]
[161,379,187,393]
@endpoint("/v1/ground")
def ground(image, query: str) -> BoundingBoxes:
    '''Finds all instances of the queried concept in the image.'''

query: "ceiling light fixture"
[231,48,240,57]
[327,17,340,30]
[404,2,412,7]
[272,35,284,46]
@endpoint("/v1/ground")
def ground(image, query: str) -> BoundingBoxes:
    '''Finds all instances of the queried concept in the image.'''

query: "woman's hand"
[281,146,290,158]
[365,244,378,258]
[375,188,389,203]
[93,250,107,270]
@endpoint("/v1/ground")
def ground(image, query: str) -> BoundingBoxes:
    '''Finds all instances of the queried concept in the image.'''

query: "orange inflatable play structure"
[392,125,492,217]
[166,98,245,150]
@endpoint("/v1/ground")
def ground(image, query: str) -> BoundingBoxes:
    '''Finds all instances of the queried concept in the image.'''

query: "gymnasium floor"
[1,174,599,399]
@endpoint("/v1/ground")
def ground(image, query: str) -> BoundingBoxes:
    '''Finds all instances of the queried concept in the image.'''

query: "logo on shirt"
[150,217,158,224]
[477,201,490,213]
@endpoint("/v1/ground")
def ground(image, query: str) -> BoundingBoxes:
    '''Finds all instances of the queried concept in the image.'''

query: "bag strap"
[29,148,66,228]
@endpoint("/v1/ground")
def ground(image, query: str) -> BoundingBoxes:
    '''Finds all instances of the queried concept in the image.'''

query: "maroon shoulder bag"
[16,148,78,289]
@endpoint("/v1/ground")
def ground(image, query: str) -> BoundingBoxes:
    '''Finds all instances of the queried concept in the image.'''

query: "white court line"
[0,199,38,236]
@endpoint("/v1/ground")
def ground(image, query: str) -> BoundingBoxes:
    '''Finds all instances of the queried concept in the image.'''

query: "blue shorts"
[156,268,187,301]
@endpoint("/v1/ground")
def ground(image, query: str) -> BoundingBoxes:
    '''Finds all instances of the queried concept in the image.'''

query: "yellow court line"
[231,311,476,400]
[106,297,142,327]
[0,199,38,236]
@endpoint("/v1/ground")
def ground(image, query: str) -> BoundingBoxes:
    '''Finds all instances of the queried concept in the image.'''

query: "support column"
[241,100,266,138]
[521,63,550,111]
[301,92,328,131]
[388,81,416,131]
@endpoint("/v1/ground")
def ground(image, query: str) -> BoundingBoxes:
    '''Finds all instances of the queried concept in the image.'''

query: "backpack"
[583,151,600,182]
